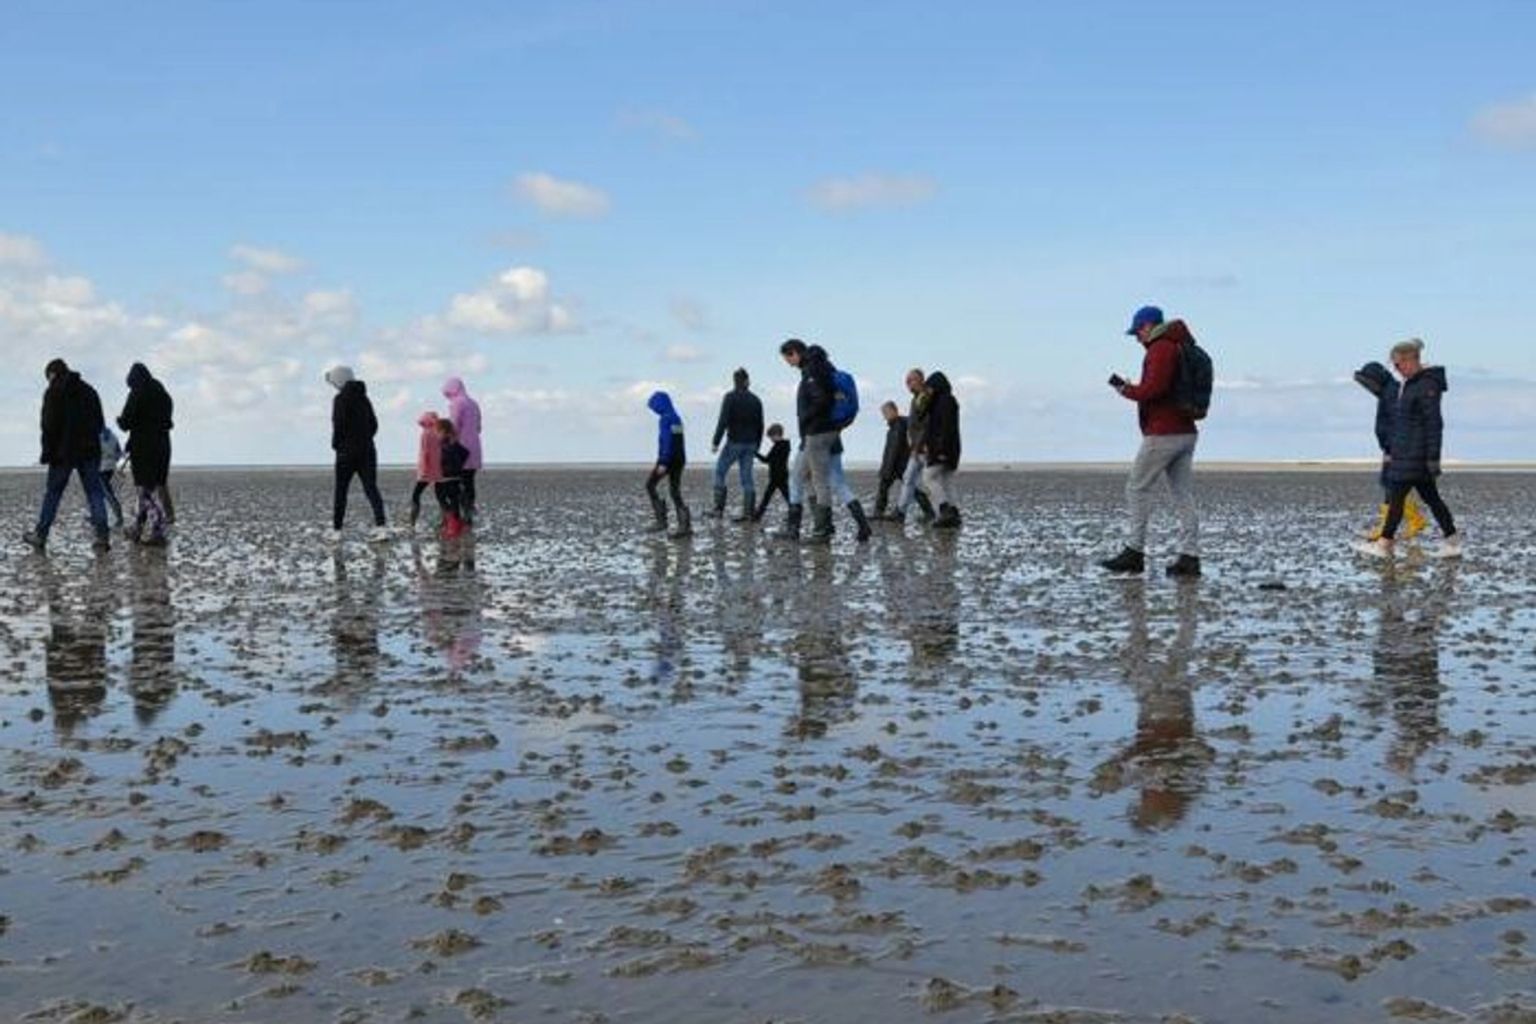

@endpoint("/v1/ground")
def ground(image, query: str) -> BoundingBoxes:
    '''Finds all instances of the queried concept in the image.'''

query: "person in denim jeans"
[708,368,764,522]
[23,359,111,554]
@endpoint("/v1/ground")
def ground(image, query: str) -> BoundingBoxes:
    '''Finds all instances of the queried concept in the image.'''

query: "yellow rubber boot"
[1366,503,1389,542]
[1401,494,1428,540]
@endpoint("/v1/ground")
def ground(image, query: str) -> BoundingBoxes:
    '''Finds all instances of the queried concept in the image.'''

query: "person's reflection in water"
[647,540,691,696]
[709,527,762,680]
[1094,581,1211,831]
[128,547,177,726]
[787,550,857,737]
[1369,562,1456,776]
[44,561,113,736]
[327,547,385,701]
[435,533,484,673]
[912,532,961,665]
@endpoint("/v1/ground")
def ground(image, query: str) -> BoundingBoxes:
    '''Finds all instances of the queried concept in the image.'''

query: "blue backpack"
[829,368,859,429]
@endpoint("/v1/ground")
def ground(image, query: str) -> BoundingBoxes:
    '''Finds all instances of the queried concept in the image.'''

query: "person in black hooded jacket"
[118,362,175,544]
[325,365,389,541]
[920,372,962,528]
[24,358,111,553]
[873,401,909,519]
[1362,339,1460,558]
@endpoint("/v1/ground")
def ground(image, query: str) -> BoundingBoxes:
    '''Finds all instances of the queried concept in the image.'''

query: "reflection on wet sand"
[44,562,112,735]
[128,548,177,726]
[1368,562,1456,776]
[789,551,857,735]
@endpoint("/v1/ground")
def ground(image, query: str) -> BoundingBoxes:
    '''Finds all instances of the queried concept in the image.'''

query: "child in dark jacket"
[753,424,792,522]
[436,419,471,540]
[1354,362,1426,541]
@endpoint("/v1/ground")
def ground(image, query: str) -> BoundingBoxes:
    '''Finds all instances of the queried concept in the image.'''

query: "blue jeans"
[713,441,756,497]
[38,462,109,539]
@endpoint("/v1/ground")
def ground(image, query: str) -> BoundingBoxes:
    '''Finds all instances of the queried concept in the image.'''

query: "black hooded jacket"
[922,372,961,469]
[712,385,764,447]
[795,346,837,438]
[118,363,174,486]
[1385,367,1448,483]
[1353,361,1395,454]
[880,414,910,481]
[332,380,379,461]
[40,370,105,466]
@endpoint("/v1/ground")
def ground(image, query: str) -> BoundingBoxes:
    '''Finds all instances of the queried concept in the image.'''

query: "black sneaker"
[1165,554,1201,578]
[1098,547,1145,574]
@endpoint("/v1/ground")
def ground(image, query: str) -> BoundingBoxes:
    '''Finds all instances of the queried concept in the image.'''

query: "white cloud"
[513,172,612,219]
[1471,94,1536,149]
[806,174,938,213]
[0,232,47,268]
[229,243,304,275]
[444,266,575,335]
[619,107,696,141]
[302,288,357,323]
[664,343,707,363]
[222,270,269,296]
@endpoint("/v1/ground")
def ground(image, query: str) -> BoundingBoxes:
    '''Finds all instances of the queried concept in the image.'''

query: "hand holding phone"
[1107,373,1126,390]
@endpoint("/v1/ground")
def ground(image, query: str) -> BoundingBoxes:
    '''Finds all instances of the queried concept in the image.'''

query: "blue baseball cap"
[1125,305,1164,335]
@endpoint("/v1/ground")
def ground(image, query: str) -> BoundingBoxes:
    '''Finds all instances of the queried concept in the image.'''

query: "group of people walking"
[18,305,1463,572]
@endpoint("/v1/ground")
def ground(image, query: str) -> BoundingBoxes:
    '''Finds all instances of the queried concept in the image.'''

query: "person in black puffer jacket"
[326,366,389,541]
[920,372,962,529]
[1364,339,1460,558]
[118,362,175,544]
[1354,361,1426,541]
[24,359,112,553]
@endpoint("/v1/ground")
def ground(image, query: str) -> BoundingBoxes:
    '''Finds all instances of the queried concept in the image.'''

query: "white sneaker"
[1353,537,1394,560]
[367,526,393,544]
[1435,534,1463,559]
[329,528,344,545]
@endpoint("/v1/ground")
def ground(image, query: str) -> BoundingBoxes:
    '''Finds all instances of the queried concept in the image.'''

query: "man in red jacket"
[1100,306,1201,577]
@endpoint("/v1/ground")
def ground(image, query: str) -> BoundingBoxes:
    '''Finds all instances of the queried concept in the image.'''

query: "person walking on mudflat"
[1100,306,1204,578]
[1357,338,1461,560]
[1355,361,1427,542]
[645,391,692,539]
[441,377,483,523]
[117,362,174,546]
[23,359,112,554]
[873,401,909,520]
[326,366,391,543]
[708,367,764,522]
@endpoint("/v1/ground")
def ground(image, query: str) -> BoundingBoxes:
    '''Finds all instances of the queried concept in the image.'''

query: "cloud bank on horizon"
[2,3,1533,468]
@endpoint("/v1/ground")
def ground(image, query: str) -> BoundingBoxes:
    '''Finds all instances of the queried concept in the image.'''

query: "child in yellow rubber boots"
[1354,362,1426,541]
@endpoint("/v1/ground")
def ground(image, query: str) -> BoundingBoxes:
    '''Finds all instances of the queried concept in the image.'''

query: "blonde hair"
[1390,337,1425,360]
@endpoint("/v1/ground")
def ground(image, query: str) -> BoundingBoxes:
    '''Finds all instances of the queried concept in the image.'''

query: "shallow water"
[1,468,1533,1024]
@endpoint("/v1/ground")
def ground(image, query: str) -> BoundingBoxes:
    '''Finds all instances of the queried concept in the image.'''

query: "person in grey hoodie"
[326,366,390,542]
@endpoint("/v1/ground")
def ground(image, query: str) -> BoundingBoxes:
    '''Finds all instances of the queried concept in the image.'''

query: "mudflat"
[1,468,1532,1023]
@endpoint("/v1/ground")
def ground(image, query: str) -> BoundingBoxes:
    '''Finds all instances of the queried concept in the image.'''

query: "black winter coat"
[332,381,379,462]
[922,373,961,469]
[712,387,764,447]
[40,371,105,467]
[118,370,174,487]
[879,415,910,481]
[1385,367,1447,484]
[795,350,837,438]
[757,439,791,480]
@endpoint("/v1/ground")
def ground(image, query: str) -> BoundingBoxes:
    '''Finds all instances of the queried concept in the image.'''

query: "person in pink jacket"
[441,377,483,522]
[409,411,445,529]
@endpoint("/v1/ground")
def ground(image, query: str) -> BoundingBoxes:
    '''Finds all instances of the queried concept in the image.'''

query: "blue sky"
[2,0,1533,465]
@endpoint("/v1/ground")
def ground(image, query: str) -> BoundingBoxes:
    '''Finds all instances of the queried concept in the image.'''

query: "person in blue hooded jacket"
[1354,361,1426,542]
[646,391,692,538]
[1359,339,1460,559]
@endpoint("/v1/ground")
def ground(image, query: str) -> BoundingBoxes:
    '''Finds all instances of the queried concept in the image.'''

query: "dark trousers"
[37,462,109,538]
[755,476,790,519]
[435,480,463,520]
[101,469,124,525]
[461,469,477,516]
[646,461,686,515]
[335,455,386,530]
[874,474,899,513]
[1382,479,1456,539]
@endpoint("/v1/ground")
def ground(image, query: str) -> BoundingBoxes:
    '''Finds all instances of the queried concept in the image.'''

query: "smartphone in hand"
[1108,373,1126,389]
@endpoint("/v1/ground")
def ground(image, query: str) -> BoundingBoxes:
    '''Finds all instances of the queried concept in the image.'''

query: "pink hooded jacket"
[416,412,444,483]
[442,377,483,470]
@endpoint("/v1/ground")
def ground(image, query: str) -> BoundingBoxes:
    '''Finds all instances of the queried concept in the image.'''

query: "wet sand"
[1,468,1533,1023]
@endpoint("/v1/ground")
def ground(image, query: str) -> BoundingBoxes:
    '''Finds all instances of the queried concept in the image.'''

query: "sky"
[2,0,1534,466]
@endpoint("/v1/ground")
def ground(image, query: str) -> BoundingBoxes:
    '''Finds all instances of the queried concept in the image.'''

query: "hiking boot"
[1099,547,1145,574]
[770,505,803,541]
[732,492,755,523]
[22,529,46,552]
[803,504,834,546]
[704,486,727,519]
[1165,554,1201,578]
[934,503,962,529]
[669,505,693,539]
[847,500,872,543]
[646,497,668,533]
[913,492,937,523]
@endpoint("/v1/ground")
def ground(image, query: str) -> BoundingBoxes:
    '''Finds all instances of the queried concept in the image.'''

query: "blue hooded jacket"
[1384,366,1448,483]
[648,391,686,466]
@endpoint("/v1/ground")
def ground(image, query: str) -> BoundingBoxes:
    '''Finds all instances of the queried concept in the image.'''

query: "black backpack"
[1174,337,1214,421]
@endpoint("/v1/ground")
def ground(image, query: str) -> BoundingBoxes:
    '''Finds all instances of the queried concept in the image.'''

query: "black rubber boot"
[733,491,755,523]
[92,530,111,554]
[669,504,693,539]
[804,503,835,545]
[646,496,668,533]
[914,492,937,523]
[1166,554,1202,578]
[1099,547,1145,574]
[705,486,727,519]
[934,503,962,529]
[847,500,872,543]
[771,505,802,541]
[22,529,45,552]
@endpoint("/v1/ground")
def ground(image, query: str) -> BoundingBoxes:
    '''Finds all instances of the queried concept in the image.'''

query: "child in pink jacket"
[410,411,445,529]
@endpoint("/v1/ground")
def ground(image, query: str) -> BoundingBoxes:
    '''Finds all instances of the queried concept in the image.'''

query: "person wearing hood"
[646,391,692,538]
[1100,306,1202,578]
[772,339,872,545]
[920,372,963,528]
[23,358,111,553]
[1358,339,1460,559]
[708,367,764,522]
[117,362,174,545]
[1355,361,1427,542]
[326,366,390,543]
[409,411,446,529]
[441,378,483,522]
